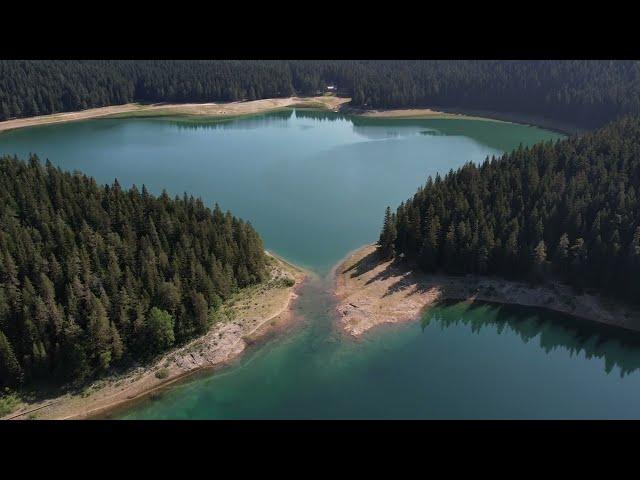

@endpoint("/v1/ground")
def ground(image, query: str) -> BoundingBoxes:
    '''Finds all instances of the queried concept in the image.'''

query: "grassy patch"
[105,108,177,119]
[287,101,329,110]
[155,368,170,380]
[0,389,21,417]
[272,277,295,288]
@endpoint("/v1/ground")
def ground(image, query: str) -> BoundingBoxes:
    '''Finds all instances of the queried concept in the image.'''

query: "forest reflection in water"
[423,301,640,378]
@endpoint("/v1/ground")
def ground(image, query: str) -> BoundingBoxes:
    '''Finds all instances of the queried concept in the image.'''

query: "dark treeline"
[0,155,266,388]
[2,60,640,127]
[379,116,640,304]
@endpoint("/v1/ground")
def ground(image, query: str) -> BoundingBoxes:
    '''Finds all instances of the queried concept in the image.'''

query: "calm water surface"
[4,110,639,418]
[0,110,558,272]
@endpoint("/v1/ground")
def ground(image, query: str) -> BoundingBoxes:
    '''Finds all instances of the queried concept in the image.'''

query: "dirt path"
[334,244,640,337]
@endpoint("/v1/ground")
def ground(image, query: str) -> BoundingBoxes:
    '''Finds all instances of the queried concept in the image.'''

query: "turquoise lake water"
[4,110,638,419]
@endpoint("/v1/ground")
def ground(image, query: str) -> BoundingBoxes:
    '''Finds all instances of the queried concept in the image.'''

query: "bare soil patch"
[334,244,640,337]
[0,96,351,133]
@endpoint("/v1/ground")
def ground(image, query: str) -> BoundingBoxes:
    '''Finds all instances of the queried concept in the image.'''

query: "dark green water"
[115,297,640,419]
[6,110,638,419]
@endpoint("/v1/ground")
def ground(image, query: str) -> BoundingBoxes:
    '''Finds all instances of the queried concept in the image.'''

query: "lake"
[4,109,639,419]
[0,110,559,273]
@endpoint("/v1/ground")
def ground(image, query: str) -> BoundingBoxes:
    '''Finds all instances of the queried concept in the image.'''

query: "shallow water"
[115,299,640,419]
[6,110,638,419]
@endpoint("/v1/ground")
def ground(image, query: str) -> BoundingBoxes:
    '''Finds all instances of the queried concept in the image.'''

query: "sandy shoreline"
[334,244,640,337]
[0,95,580,135]
[3,253,306,420]
[342,106,504,122]
[344,106,581,135]
[434,106,585,135]
[0,96,350,133]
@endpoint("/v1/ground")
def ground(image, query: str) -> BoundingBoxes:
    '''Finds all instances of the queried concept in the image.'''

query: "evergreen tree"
[0,330,22,387]
[146,307,175,354]
[378,206,397,260]
[532,240,548,282]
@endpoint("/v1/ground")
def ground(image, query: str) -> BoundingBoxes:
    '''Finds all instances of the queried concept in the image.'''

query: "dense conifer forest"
[379,116,640,304]
[0,155,267,388]
[2,60,640,127]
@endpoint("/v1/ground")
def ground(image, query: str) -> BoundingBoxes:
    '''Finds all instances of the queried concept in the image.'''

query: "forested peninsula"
[379,115,640,305]
[0,155,270,391]
[335,116,640,337]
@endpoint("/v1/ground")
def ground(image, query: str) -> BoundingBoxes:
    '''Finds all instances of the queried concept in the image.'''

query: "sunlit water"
[4,110,638,419]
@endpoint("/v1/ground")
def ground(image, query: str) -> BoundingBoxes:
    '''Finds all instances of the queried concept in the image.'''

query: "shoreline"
[342,106,505,123]
[0,96,581,135]
[343,105,582,135]
[0,96,350,133]
[334,244,640,338]
[3,253,306,420]
[434,106,585,135]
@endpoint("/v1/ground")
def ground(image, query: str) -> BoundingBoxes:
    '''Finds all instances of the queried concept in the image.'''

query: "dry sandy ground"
[344,106,582,134]
[0,104,149,132]
[3,254,305,420]
[0,96,350,133]
[335,244,640,337]
[345,107,498,122]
